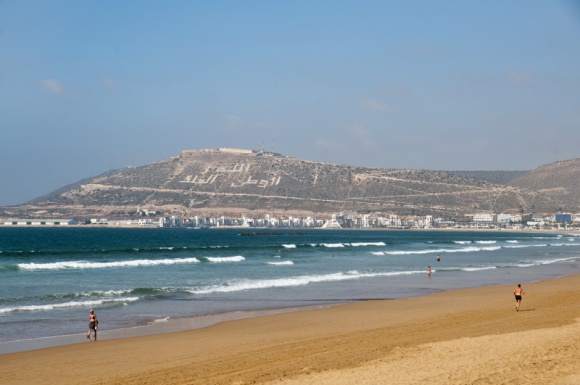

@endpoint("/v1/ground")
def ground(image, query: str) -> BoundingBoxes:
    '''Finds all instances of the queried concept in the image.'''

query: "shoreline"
[2,273,579,384]
[0,304,336,355]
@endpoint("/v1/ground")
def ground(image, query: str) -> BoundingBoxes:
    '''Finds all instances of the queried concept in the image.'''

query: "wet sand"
[1,274,579,385]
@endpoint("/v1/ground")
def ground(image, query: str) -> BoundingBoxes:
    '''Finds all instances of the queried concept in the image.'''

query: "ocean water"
[1,227,579,353]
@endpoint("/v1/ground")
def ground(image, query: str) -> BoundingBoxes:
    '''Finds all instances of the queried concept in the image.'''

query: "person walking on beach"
[427,265,431,277]
[87,309,98,341]
[514,284,524,311]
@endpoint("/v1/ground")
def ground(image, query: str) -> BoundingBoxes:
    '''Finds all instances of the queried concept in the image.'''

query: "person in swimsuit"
[87,309,98,341]
[514,284,524,311]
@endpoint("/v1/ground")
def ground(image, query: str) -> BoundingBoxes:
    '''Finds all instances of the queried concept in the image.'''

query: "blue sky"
[1,1,579,206]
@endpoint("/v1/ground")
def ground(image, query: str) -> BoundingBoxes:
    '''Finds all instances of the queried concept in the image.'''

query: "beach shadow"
[518,309,536,312]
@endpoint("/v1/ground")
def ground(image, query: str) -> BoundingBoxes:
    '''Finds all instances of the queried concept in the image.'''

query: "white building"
[3,219,78,226]
[472,213,494,224]
[497,213,520,224]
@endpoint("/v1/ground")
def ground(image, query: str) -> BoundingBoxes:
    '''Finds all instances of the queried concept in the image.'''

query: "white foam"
[533,256,578,265]
[206,256,245,263]
[321,243,346,248]
[18,257,201,270]
[349,242,387,247]
[504,244,547,249]
[383,246,501,255]
[462,266,497,272]
[187,270,425,295]
[0,297,139,314]
[72,289,132,298]
[282,244,297,248]
[267,261,294,266]
[514,263,537,268]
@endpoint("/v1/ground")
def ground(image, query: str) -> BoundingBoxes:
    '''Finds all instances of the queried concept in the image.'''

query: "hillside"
[449,170,529,185]
[509,158,580,211]
[0,148,572,220]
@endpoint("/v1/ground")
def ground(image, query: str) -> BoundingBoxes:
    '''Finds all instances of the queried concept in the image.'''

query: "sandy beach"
[1,274,579,385]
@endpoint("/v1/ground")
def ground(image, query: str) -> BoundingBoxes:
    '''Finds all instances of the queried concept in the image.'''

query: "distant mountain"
[1,148,574,220]
[509,158,580,211]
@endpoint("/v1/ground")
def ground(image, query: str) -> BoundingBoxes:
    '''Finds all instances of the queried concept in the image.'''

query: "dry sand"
[1,274,579,385]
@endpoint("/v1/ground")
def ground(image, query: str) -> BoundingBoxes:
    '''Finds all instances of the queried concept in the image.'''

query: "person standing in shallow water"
[87,309,98,341]
[514,284,524,311]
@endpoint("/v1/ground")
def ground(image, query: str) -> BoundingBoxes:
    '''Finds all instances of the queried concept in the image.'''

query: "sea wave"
[0,244,233,257]
[47,289,133,299]
[377,241,574,255]
[267,261,294,266]
[18,257,201,271]
[0,297,140,314]
[529,256,578,265]
[504,244,548,249]
[503,242,576,250]
[205,256,245,263]
[0,289,135,306]
[462,266,497,272]
[348,242,387,247]
[186,270,425,295]
[381,246,502,255]
[321,243,346,248]
[512,263,537,268]
[281,242,388,249]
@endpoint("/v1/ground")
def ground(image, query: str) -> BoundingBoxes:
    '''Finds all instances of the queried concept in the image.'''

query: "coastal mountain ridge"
[1,148,577,220]
[509,158,580,210]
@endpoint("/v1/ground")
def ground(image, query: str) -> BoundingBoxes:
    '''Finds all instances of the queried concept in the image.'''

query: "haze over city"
[1,1,579,206]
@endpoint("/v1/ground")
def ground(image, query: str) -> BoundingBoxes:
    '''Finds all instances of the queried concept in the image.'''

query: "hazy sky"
[1,1,580,206]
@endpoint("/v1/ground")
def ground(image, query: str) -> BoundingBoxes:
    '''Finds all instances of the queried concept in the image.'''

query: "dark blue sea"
[1,227,579,353]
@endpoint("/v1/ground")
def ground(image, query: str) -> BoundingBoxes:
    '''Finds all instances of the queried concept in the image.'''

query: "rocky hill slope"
[1,148,573,220]
[509,158,580,211]
[449,170,529,185]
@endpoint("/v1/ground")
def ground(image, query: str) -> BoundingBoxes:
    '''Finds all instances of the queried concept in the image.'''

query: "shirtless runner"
[87,309,98,341]
[513,284,524,311]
